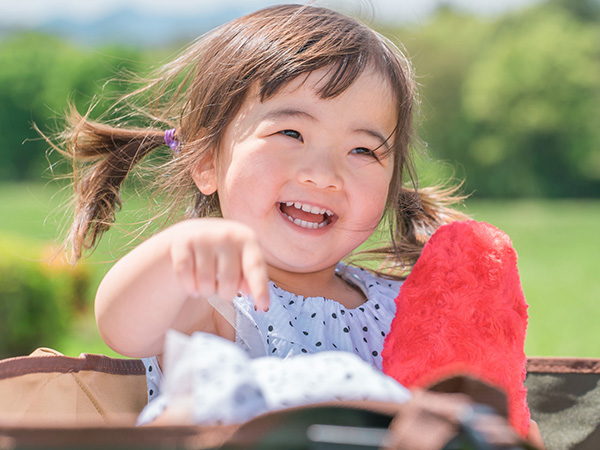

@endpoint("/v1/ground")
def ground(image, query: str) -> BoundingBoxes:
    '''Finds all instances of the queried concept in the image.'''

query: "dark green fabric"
[526,372,600,449]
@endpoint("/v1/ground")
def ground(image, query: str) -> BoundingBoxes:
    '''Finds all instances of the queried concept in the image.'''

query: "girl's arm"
[95,218,269,358]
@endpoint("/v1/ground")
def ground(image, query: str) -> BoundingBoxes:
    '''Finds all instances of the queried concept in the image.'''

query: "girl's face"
[195,67,397,275]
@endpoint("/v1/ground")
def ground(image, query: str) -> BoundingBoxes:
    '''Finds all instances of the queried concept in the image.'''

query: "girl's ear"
[191,155,218,195]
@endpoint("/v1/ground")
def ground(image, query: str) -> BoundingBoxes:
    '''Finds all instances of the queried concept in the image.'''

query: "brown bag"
[0,348,146,426]
[0,348,541,449]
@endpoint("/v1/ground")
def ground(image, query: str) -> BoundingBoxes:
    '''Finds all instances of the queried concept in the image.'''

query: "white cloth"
[138,331,411,425]
[139,264,406,424]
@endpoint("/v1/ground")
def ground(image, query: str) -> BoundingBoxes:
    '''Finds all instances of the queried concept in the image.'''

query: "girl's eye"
[280,129,303,142]
[351,147,379,160]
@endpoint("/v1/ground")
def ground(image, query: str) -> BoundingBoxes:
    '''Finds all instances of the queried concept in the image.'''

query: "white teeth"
[285,201,334,217]
[281,201,334,230]
[286,214,327,229]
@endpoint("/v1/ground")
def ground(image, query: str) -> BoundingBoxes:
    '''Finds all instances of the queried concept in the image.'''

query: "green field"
[1,183,599,358]
[464,200,600,358]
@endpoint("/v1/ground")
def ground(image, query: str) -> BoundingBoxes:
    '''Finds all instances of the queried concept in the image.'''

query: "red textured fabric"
[382,220,530,437]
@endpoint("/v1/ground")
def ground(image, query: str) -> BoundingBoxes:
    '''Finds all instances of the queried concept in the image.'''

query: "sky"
[1,0,544,27]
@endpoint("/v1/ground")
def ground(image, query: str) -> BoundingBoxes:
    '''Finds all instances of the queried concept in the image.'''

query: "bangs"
[258,49,369,101]
[232,5,394,102]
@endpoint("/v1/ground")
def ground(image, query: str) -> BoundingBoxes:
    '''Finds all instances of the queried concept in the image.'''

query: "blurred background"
[0,0,598,359]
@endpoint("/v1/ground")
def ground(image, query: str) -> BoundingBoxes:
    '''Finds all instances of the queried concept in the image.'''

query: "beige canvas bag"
[0,348,147,426]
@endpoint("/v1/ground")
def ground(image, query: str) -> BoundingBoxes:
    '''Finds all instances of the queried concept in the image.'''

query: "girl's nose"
[296,148,343,190]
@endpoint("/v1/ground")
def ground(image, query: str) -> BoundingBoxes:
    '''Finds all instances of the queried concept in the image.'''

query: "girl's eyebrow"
[261,108,391,151]
[356,128,391,152]
[260,108,316,122]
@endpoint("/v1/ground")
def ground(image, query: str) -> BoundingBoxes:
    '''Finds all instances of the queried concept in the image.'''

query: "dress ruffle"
[235,264,401,369]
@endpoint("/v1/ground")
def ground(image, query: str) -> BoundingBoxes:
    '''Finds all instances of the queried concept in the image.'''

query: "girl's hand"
[168,218,270,311]
[96,217,269,357]
[528,419,544,449]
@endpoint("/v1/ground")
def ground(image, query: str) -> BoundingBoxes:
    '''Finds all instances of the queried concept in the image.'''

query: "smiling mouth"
[279,202,335,229]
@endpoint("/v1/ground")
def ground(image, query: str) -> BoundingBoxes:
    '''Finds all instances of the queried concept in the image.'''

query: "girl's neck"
[267,265,367,309]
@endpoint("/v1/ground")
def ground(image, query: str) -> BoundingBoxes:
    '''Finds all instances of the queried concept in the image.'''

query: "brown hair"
[58,4,467,276]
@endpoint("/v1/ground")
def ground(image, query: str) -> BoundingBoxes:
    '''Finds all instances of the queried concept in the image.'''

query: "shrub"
[0,234,90,358]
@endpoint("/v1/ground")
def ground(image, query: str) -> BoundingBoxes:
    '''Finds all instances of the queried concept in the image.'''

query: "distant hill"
[3,6,249,48]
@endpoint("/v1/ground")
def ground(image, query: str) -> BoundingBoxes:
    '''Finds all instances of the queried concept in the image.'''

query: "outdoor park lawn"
[464,199,600,358]
[1,182,599,359]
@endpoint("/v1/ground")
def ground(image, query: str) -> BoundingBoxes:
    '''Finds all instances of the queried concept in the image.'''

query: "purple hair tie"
[164,128,180,153]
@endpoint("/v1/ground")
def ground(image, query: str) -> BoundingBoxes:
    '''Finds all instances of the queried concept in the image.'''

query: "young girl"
[58,4,542,438]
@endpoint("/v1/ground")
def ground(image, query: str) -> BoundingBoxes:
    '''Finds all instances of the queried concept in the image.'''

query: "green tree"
[383,9,492,185]
[384,4,600,197]
[0,33,145,180]
[460,6,600,196]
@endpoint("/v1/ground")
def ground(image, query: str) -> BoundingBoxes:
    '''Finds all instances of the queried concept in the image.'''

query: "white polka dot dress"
[139,264,407,425]
[234,264,401,369]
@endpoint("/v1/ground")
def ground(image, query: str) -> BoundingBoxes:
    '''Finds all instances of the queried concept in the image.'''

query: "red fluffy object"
[382,220,530,437]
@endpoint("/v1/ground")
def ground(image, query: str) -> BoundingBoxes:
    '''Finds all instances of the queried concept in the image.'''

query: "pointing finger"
[242,240,269,311]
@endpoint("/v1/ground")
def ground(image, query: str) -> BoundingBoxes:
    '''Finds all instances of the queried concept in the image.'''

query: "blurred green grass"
[464,200,600,358]
[1,182,599,358]
[0,182,148,358]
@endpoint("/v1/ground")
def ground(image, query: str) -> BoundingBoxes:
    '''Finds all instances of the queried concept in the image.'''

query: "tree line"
[0,0,598,197]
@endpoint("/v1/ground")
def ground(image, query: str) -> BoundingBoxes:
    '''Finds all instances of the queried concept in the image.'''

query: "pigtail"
[394,185,469,265]
[61,109,167,262]
[351,183,469,280]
